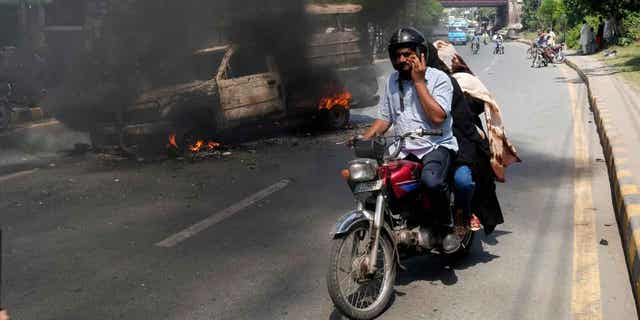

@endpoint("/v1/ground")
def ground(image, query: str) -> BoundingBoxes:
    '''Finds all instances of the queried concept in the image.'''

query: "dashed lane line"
[155,179,291,248]
[0,168,39,183]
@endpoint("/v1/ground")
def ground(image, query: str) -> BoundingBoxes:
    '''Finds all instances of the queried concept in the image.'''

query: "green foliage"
[535,0,567,31]
[565,24,582,49]
[621,11,640,41]
[415,0,443,32]
[522,0,540,29]
[618,37,634,46]
[564,15,599,49]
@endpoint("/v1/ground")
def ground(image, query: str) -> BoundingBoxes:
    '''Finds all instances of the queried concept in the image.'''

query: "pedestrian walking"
[547,28,557,47]
[579,20,592,55]
[603,17,612,47]
[596,17,604,50]
[589,26,597,54]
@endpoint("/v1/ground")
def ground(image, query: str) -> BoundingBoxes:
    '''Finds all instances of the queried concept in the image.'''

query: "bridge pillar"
[507,0,523,28]
[496,5,508,28]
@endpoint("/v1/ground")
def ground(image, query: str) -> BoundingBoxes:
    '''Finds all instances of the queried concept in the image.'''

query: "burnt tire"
[0,104,9,131]
[327,222,396,320]
[326,105,350,129]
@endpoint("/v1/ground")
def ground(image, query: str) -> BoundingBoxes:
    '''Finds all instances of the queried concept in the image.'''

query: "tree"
[536,0,566,30]
[522,0,540,29]
[565,0,640,19]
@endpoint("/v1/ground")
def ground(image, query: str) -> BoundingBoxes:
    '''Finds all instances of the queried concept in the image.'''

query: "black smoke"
[40,0,441,132]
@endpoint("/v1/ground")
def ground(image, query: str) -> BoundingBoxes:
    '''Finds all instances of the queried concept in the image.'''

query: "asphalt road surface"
[0,42,637,320]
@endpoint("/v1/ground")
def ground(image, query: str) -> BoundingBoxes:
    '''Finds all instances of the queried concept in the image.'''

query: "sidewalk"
[565,53,640,309]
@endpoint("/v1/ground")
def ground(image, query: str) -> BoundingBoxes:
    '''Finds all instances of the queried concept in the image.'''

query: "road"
[0,42,637,320]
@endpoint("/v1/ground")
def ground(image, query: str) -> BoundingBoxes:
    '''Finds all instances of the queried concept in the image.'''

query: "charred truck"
[90,3,378,154]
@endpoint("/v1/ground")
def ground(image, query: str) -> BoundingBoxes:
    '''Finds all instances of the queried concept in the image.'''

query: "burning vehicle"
[90,3,378,155]
[305,3,379,108]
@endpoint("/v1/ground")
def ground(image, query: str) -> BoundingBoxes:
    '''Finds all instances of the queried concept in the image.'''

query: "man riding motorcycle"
[493,33,504,54]
[471,32,481,54]
[358,27,461,252]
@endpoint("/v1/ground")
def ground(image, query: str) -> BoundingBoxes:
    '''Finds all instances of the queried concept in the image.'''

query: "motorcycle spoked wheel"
[553,53,566,64]
[0,103,10,131]
[327,222,396,320]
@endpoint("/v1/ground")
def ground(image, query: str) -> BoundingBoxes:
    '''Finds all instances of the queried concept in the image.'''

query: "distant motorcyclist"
[471,33,481,53]
[359,27,461,251]
[493,33,504,54]
[481,31,489,45]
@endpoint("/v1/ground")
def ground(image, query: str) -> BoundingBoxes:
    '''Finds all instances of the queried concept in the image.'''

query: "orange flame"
[167,134,178,149]
[319,90,352,110]
[189,140,205,152]
[167,133,221,154]
[189,140,221,153]
[207,141,220,150]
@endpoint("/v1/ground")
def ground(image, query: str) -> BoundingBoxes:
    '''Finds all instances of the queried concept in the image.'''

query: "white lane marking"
[22,119,60,129]
[155,179,291,247]
[482,55,499,74]
[0,168,39,183]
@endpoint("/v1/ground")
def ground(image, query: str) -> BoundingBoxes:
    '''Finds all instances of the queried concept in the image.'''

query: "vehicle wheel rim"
[336,226,389,311]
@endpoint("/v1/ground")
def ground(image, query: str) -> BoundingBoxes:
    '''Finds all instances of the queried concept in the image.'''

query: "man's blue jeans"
[453,165,475,219]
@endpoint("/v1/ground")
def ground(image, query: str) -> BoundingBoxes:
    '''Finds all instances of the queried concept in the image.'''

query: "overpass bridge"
[438,0,522,29]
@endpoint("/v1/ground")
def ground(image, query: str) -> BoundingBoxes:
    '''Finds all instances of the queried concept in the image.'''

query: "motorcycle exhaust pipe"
[417,227,438,250]
[396,227,438,250]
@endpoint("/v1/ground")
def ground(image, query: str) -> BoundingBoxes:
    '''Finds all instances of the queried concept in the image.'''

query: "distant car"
[448,26,468,45]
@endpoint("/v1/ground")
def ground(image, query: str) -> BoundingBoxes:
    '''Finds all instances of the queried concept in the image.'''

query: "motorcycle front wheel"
[327,222,396,320]
[553,53,566,64]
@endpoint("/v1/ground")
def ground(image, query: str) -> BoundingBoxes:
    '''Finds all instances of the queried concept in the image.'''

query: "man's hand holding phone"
[408,53,427,85]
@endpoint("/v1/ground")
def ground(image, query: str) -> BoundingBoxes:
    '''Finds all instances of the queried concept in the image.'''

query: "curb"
[564,55,640,311]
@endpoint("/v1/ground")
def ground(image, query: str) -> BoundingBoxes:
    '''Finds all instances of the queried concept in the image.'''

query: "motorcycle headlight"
[348,159,379,182]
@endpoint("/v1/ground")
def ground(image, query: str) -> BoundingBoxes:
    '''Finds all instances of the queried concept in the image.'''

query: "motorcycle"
[531,47,545,68]
[327,129,475,320]
[471,41,480,55]
[545,43,566,64]
[493,41,505,55]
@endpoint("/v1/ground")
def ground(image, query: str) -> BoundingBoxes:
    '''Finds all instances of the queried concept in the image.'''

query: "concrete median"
[564,55,640,311]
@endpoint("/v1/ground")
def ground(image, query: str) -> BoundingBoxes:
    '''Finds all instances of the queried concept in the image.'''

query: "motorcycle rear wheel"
[327,222,396,320]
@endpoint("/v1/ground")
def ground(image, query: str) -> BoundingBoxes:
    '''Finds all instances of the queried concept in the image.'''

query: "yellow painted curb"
[565,55,640,313]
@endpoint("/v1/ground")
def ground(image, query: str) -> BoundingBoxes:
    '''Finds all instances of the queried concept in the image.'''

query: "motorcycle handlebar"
[387,128,443,159]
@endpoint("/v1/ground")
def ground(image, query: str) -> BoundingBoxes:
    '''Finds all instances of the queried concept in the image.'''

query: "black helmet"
[388,27,427,60]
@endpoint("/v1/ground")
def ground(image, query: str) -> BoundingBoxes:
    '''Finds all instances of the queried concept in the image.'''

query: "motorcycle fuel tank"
[383,160,423,199]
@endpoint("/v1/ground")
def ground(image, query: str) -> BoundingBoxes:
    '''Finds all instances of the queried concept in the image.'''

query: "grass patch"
[520,31,538,42]
[599,41,640,89]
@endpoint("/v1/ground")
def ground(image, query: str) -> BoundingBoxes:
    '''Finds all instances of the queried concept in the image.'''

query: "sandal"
[470,214,482,231]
